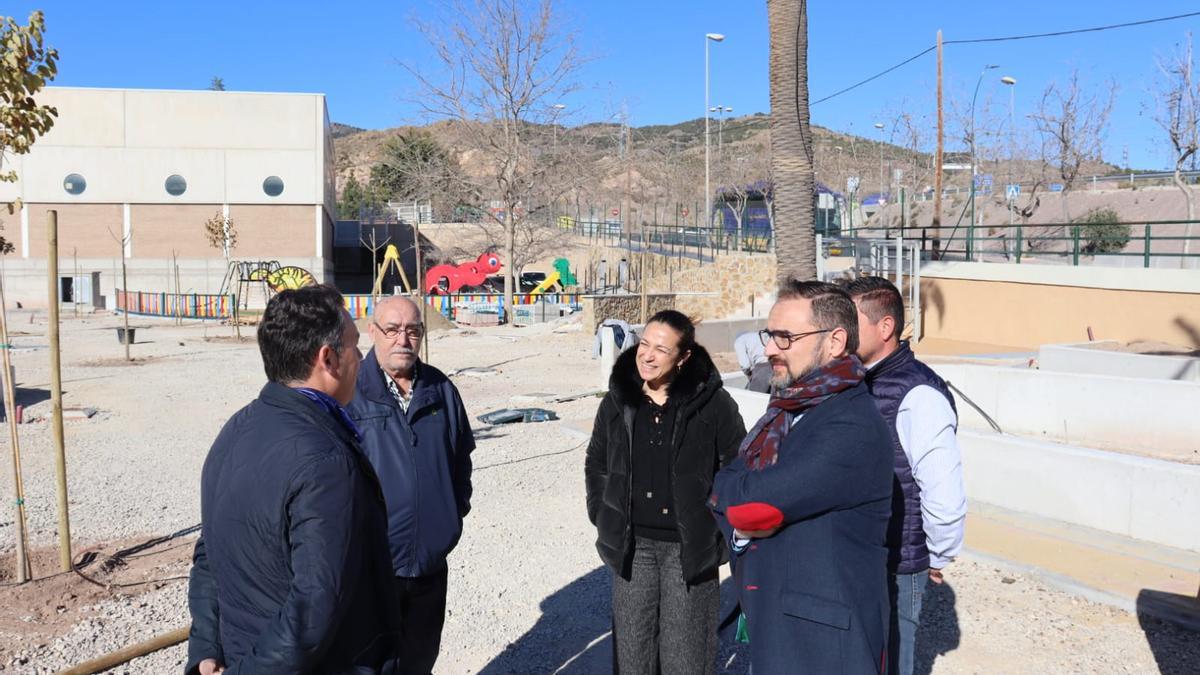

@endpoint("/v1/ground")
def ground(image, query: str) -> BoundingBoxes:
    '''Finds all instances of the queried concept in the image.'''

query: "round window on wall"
[165,174,187,196]
[63,173,87,195]
[263,176,284,197]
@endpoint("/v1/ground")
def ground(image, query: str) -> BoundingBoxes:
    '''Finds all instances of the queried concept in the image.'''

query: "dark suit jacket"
[711,382,894,675]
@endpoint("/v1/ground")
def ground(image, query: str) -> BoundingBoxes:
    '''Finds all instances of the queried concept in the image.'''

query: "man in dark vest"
[843,276,967,675]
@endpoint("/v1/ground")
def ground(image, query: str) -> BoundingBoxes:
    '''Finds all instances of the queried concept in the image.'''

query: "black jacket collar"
[259,381,360,448]
[609,342,723,415]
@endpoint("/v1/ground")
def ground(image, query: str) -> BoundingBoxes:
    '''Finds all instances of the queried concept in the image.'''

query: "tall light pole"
[705,32,724,228]
[551,103,565,149]
[874,122,885,202]
[711,105,732,153]
[970,64,1000,258]
[1001,75,1017,255]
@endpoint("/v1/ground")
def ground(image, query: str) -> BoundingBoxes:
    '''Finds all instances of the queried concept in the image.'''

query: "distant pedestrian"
[586,310,746,675]
[734,330,773,393]
[187,285,399,675]
[348,295,475,675]
[710,280,893,674]
[843,276,966,675]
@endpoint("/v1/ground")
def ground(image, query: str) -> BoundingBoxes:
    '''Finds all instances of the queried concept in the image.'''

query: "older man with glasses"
[709,280,894,674]
[347,295,476,675]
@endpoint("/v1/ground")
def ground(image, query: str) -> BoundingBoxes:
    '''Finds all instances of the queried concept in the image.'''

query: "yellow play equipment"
[373,244,412,296]
[530,272,561,296]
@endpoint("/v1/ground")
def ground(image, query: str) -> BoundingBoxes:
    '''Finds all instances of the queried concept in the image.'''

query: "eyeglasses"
[758,328,833,350]
[373,321,424,340]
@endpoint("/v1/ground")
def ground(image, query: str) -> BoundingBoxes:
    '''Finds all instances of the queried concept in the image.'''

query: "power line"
[812,10,1200,106]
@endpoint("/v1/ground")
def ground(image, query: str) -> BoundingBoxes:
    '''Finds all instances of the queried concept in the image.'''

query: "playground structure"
[218,260,317,309]
[425,252,504,294]
[529,258,578,295]
[372,244,412,296]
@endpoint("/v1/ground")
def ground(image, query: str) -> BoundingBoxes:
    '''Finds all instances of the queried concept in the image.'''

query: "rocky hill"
[332,113,1124,209]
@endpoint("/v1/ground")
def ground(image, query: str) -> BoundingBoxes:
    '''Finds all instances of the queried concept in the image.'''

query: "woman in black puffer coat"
[585,310,746,675]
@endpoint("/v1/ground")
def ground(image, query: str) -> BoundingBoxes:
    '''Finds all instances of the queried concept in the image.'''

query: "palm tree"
[768,0,816,283]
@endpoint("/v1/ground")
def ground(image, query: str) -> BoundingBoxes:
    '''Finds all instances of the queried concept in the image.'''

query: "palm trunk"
[768,0,816,283]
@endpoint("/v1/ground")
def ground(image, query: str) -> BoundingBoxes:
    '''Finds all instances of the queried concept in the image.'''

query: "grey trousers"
[611,537,719,675]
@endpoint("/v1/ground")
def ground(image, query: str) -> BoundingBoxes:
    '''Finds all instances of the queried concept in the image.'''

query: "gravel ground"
[1,311,1197,673]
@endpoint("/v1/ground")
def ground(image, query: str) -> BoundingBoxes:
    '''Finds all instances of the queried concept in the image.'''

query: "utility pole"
[934,30,944,259]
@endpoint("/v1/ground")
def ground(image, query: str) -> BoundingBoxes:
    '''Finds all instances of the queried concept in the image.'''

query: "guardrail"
[916,219,1200,267]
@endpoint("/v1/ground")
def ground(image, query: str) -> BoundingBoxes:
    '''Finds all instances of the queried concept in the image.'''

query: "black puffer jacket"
[585,344,746,584]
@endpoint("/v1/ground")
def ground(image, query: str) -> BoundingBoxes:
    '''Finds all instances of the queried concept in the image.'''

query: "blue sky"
[9,1,1200,169]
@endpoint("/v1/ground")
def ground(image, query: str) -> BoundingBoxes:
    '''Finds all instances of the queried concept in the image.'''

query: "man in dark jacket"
[347,296,475,675]
[186,285,399,675]
[710,280,893,674]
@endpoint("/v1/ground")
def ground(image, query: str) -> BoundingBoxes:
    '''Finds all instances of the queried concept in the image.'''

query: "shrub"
[1074,208,1130,254]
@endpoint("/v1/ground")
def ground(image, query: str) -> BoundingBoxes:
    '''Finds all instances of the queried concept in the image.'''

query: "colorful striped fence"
[345,293,582,322]
[116,290,234,319]
[426,292,581,322]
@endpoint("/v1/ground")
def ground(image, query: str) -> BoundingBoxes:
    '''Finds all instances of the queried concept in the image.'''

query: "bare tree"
[1030,70,1116,224]
[716,146,770,248]
[1150,33,1200,258]
[405,0,584,316]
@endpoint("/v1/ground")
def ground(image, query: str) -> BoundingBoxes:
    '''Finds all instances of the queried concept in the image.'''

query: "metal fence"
[907,219,1200,267]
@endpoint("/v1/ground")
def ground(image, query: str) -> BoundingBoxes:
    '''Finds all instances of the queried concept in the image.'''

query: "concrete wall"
[919,261,1200,348]
[960,430,1200,552]
[720,383,1200,552]
[929,363,1200,462]
[695,317,767,354]
[0,87,331,208]
[0,256,333,310]
[1039,341,1200,382]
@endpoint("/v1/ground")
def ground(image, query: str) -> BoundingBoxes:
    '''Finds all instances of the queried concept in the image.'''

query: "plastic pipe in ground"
[57,625,190,675]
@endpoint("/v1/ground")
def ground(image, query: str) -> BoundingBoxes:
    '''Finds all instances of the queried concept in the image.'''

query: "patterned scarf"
[738,355,866,470]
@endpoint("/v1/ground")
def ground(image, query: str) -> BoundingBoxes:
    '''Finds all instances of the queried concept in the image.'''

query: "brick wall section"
[656,255,777,321]
[229,204,317,258]
[581,293,677,332]
[22,203,123,258]
[583,247,777,319]
[132,204,223,258]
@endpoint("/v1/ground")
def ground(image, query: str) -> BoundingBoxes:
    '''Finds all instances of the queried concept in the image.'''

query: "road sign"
[1050,183,1064,192]
[847,176,860,193]
[611,207,619,216]
[1006,184,1020,201]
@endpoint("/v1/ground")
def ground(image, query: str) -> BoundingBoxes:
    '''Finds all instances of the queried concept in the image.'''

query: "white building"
[0,86,336,308]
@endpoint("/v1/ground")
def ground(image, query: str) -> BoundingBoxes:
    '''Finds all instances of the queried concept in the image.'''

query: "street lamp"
[1001,75,1017,257]
[874,122,885,203]
[551,103,566,149]
[711,105,732,153]
[970,64,1000,259]
[705,32,725,228]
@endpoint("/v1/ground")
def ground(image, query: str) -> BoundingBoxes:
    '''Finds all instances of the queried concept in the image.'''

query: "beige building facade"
[0,86,336,308]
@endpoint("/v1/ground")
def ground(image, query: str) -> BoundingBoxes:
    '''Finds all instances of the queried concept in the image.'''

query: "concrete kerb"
[928,362,1200,461]
[1039,341,1200,382]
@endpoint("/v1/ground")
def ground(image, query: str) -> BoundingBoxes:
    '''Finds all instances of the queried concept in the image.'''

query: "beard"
[768,337,827,391]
